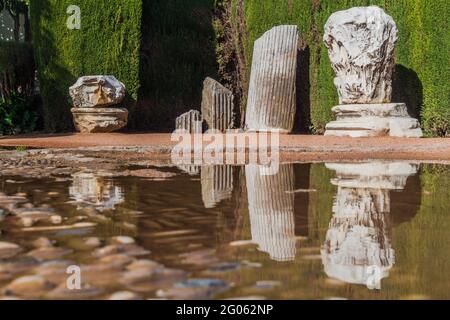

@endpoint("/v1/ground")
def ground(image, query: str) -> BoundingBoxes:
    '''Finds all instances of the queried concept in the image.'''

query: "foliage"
[0,90,37,135]
[29,0,142,132]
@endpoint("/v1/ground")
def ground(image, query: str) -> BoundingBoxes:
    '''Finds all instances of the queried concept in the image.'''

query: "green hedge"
[238,0,450,136]
[30,0,142,132]
[133,0,217,131]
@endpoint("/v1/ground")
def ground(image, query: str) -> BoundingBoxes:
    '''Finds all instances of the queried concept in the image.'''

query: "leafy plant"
[0,91,37,135]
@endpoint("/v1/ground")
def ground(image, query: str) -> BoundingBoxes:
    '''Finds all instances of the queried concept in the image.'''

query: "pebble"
[22,222,97,232]
[0,241,23,259]
[46,283,103,300]
[94,244,150,258]
[157,279,229,300]
[32,237,55,248]
[27,247,73,261]
[121,268,187,293]
[255,280,282,289]
[108,291,142,300]
[111,236,135,245]
[4,275,55,298]
[50,215,63,224]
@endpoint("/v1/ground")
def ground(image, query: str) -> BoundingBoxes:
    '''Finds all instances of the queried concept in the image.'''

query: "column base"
[324,103,423,138]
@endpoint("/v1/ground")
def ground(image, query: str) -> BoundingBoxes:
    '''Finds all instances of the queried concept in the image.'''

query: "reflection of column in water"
[177,165,200,176]
[69,172,124,211]
[246,164,296,262]
[321,162,418,288]
[201,166,234,208]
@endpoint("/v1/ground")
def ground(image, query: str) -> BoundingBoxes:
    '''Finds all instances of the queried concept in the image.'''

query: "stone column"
[323,6,423,137]
[245,25,298,133]
[321,162,418,289]
[175,110,202,133]
[201,77,235,132]
[201,165,234,208]
[245,164,296,261]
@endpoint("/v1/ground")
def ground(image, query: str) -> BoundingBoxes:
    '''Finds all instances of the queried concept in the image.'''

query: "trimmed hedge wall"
[30,0,142,132]
[236,0,450,136]
[133,0,217,131]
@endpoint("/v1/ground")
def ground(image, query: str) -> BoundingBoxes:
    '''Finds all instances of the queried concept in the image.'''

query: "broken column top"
[324,6,398,104]
[69,75,126,108]
[201,77,234,132]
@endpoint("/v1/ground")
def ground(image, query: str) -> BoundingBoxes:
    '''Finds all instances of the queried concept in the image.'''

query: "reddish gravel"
[1,133,449,161]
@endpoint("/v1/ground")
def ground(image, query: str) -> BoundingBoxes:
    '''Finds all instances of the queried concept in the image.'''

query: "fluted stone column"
[201,77,235,132]
[201,165,234,208]
[175,110,202,133]
[245,25,298,133]
[323,6,423,137]
[246,164,296,261]
[321,162,418,288]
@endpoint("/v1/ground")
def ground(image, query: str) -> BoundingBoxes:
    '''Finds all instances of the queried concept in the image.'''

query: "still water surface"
[0,162,449,299]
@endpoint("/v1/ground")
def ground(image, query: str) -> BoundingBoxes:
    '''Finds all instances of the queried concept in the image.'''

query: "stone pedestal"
[71,108,128,133]
[325,103,423,137]
[245,25,298,133]
[201,78,234,132]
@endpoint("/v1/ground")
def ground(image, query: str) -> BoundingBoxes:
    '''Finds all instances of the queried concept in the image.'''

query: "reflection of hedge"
[30,0,142,132]
[237,0,450,136]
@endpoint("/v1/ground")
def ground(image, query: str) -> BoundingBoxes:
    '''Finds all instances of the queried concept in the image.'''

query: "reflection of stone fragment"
[321,162,418,288]
[177,165,200,176]
[201,166,234,208]
[69,172,124,211]
[246,164,296,262]
[245,25,298,133]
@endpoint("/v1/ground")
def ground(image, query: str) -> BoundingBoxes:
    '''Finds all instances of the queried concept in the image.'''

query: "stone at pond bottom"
[323,6,397,104]
[201,77,235,132]
[175,110,202,134]
[108,291,142,300]
[0,242,22,259]
[69,75,125,108]
[71,107,128,133]
[4,275,55,298]
[245,25,298,133]
[325,103,423,137]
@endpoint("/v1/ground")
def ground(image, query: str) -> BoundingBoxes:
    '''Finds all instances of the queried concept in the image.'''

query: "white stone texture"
[71,107,128,133]
[245,25,298,133]
[201,165,234,209]
[70,75,125,108]
[324,6,397,104]
[201,78,235,132]
[246,164,296,262]
[324,103,423,137]
[175,110,202,134]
